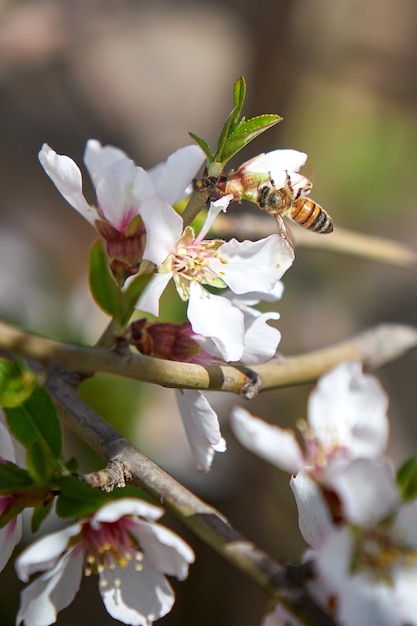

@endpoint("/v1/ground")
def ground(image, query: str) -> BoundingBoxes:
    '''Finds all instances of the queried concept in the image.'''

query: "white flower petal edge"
[0,515,22,572]
[147,144,206,205]
[92,498,164,525]
[0,412,17,462]
[84,139,129,186]
[325,458,399,527]
[308,361,389,458]
[38,144,97,226]
[187,282,245,362]
[128,519,195,579]
[176,389,226,472]
[211,234,294,295]
[16,548,84,626]
[15,524,81,582]
[290,472,333,548]
[244,149,308,175]
[99,555,174,626]
[230,407,303,473]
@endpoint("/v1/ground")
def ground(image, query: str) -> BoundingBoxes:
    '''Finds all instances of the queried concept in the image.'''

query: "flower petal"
[95,161,155,232]
[230,407,303,473]
[15,524,81,582]
[16,548,83,626]
[134,272,172,317]
[211,234,294,295]
[140,199,183,266]
[99,556,175,626]
[239,309,281,364]
[0,513,22,572]
[129,519,194,579]
[92,498,164,526]
[0,415,17,462]
[308,361,389,458]
[326,458,399,526]
[176,389,226,472]
[38,144,97,226]
[243,149,308,176]
[147,145,206,205]
[290,472,334,548]
[84,139,130,187]
[187,282,245,362]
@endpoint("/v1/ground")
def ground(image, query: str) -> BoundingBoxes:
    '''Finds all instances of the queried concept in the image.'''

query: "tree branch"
[0,320,416,396]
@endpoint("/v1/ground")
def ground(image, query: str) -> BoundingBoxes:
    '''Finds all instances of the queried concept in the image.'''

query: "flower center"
[351,523,417,584]
[81,520,143,577]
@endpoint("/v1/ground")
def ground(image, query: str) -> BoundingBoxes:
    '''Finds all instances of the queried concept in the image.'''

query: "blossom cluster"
[232,362,417,626]
[39,140,302,471]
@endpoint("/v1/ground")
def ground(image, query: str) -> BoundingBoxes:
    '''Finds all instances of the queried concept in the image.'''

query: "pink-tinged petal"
[187,282,245,362]
[326,458,399,526]
[15,524,81,582]
[16,548,83,626]
[0,513,22,572]
[38,144,97,226]
[239,310,281,364]
[95,161,154,232]
[231,407,303,473]
[92,498,163,526]
[135,272,172,317]
[212,235,294,295]
[129,519,194,579]
[0,418,17,462]
[83,139,129,187]
[176,389,226,472]
[100,556,175,626]
[148,145,206,205]
[244,149,308,175]
[140,199,183,266]
[308,361,389,457]
[290,472,333,548]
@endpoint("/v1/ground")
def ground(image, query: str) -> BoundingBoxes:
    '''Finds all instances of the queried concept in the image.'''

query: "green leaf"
[31,500,53,533]
[89,240,123,318]
[222,114,282,163]
[0,359,37,408]
[212,77,247,165]
[56,475,110,519]
[121,273,153,326]
[0,463,34,494]
[188,132,213,161]
[5,386,62,480]
[397,454,417,499]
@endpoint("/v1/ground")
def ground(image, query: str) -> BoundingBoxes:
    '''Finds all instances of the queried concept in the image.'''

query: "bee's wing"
[274,214,295,250]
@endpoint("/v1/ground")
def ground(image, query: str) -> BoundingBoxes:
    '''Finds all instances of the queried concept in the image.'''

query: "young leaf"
[89,240,122,318]
[188,132,213,161]
[397,454,417,499]
[0,359,37,408]
[0,462,33,494]
[221,114,282,163]
[56,475,110,519]
[5,386,62,480]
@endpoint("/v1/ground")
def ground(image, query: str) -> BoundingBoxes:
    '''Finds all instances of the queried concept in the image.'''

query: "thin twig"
[46,372,336,626]
[0,320,416,395]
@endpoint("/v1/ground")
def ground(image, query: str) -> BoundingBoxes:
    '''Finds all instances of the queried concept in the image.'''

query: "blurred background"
[1,0,417,624]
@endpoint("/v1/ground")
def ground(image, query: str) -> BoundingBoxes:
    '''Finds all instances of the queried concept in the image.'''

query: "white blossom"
[16,498,194,626]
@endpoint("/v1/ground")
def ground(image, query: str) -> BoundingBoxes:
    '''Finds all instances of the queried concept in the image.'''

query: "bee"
[257,172,333,244]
